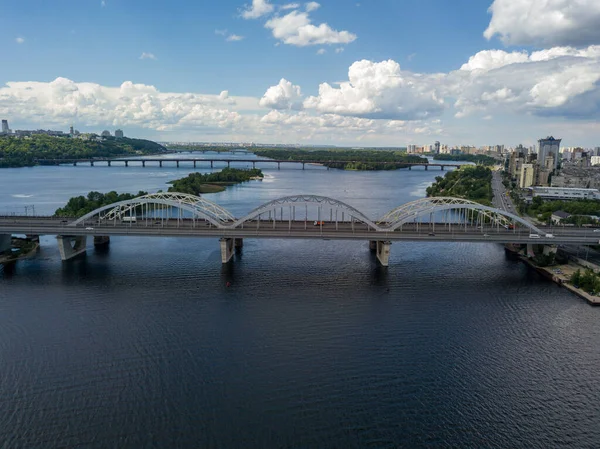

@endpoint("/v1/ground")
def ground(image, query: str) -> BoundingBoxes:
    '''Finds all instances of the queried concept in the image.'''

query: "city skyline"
[1,0,600,146]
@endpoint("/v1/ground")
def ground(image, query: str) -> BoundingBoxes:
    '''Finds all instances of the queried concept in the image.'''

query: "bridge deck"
[0,217,597,245]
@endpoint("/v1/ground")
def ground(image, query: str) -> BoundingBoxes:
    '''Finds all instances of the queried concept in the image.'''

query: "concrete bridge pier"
[57,235,87,261]
[408,166,412,170]
[252,162,256,169]
[220,238,234,263]
[176,161,180,168]
[73,161,77,166]
[376,241,391,266]
[441,166,444,171]
[90,161,94,166]
[278,162,281,170]
[234,238,244,249]
[159,161,163,167]
[193,161,196,168]
[0,234,11,254]
[302,162,305,170]
[369,240,377,251]
[227,161,231,168]
[93,236,110,247]
[211,161,214,168]
[125,161,129,167]
[425,165,428,171]
[142,161,146,167]
[107,160,111,167]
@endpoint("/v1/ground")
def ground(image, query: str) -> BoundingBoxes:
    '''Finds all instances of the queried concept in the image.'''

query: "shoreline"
[505,246,600,306]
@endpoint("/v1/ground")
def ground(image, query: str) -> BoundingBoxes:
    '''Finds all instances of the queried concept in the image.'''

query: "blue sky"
[1,0,600,147]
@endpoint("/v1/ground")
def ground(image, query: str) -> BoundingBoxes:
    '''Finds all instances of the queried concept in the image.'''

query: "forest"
[0,135,167,168]
[426,166,493,205]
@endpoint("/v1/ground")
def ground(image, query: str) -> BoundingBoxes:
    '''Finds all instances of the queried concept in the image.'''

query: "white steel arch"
[378,197,543,233]
[69,192,235,228]
[230,195,382,230]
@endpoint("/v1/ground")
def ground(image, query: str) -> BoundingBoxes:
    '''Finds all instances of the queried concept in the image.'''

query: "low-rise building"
[533,187,600,201]
[551,210,572,224]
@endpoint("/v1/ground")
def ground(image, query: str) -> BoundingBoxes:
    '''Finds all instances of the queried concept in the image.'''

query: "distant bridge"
[35,158,461,170]
[1,193,588,266]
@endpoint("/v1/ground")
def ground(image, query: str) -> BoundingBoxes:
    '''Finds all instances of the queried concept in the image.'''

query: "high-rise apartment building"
[538,136,561,171]
[115,129,124,138]
[1,120,8,133]
[519,164,535,188]
[434,141,440,154]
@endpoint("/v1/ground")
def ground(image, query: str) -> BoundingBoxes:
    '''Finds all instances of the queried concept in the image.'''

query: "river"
[1,153,599,448]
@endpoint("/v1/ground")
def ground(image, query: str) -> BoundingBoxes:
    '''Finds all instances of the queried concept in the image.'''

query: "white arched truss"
[69,192,235,228]
[378,197,543,233]
[230,195,382,230]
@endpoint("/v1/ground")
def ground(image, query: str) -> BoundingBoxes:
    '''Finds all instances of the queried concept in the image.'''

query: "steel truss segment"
[378,197,543,234]
[69,192,235,228]
[230,195,382,230]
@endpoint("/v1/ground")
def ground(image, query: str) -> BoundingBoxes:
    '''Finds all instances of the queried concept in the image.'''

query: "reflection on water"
[1,156,600,448]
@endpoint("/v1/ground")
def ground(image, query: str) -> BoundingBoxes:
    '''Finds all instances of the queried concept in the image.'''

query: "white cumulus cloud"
[259,78,303,110]
[265,10,356,46]
[485,0,600,47]
[226,34,245,42]
[305,1,320,12]
[241,0,274,19]
[304,59,445,120]
[15,37,25,44]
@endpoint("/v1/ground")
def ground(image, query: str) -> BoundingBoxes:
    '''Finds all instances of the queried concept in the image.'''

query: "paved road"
[492,170,516,212]
[2,217,600,245]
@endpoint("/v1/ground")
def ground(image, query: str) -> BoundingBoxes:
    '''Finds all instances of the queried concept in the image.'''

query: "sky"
[1,0,600,147]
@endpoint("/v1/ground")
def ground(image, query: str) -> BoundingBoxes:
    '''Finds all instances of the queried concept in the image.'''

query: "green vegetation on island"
[433,153,498,166]
[53,169,263,217]
[251,148,427,170]
[426,165,493,205]
[55,191,149,217]
[167,168,264,194]
[0,135,167,168]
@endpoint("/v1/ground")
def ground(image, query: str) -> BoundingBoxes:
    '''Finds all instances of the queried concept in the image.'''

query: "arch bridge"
[1,193,554,266]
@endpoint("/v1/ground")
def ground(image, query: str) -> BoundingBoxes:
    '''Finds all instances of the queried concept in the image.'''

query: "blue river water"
[1,153,600,448]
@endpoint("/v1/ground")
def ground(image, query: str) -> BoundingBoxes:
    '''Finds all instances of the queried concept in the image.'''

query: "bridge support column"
[159,161,162,167]
[376,241,391,267]
[252,162,255,169]
[425,165,428,171]
[369,240,377,251]
[108,160,111,166]
[0,234,11,254]
[73,162,77,166]
[227,161,230,168]
[176,161,180,168]
[93,236,110,247]
[302,162,305,170]
[90,161,94,166]
[220,238,234,264]
[234,238,244,249]
[125,161,128,167]
[211,161,214,168]
[57,235,87,261]
[278,162,281,170]
[441,166,444,171]
[408,166,412,171]
[142,161,146,167]
[193,161,196,168]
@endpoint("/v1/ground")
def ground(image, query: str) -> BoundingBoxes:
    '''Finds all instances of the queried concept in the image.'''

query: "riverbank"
[505,245,600,306]
[0,238,40,264]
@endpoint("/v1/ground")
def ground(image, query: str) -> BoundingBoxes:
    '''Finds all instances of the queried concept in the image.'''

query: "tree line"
[251,148,428,170]
[426,166,493,205]
[0,135,167,168]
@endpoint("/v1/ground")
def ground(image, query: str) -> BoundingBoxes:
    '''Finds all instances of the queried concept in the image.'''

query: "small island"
[53,168,264,217]
[251,148,427,170]
[167,168,264,194]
